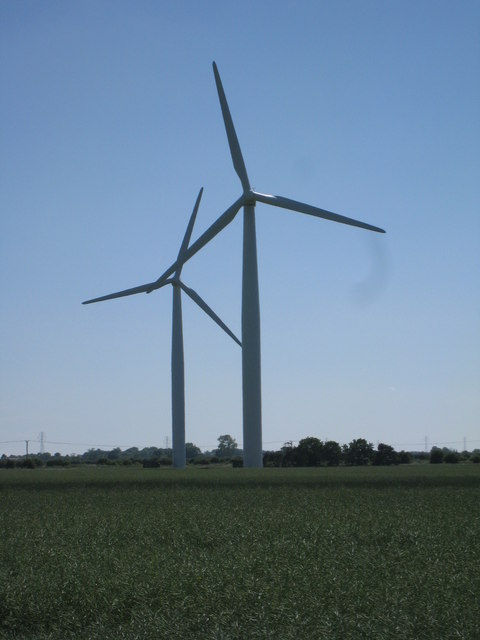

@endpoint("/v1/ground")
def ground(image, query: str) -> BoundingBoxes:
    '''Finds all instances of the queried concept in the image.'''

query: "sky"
[1,0,479,456]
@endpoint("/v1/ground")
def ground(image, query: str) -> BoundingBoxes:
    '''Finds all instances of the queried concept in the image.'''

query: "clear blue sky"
[1,1,479,456]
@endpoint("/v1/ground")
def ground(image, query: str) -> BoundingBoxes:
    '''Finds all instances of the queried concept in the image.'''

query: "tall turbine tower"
[150,63,386,468]
[83,189,241,468]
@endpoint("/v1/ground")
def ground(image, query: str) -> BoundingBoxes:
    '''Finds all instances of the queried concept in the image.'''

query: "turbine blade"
[212,62,250,192]
[178,282,242,347]
[253,191,386,234]
[150,197,243,291]
[82,281,164,304]
[176,188,203,277]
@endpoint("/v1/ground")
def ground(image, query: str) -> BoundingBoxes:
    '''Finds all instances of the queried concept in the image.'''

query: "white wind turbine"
[83,188,241,468]
[146,62,386,468]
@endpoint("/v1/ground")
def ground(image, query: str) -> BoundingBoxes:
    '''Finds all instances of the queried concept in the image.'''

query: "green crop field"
[0,465,479,639]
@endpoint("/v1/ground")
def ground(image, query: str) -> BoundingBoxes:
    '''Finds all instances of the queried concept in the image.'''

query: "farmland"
[0,465,479,639]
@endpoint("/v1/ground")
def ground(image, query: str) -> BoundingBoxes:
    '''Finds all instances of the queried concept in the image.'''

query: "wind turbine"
[83,188,241,468]
[146,62,385,468]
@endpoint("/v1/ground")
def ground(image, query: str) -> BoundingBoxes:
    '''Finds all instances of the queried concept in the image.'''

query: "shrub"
[46,457,70,467]
[142,458,160,468]
[0,457,16,469]
[96,458,115,466]
[18,457,41,469]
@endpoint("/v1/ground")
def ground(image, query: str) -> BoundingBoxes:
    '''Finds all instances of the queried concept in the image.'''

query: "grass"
[0,465,479,639]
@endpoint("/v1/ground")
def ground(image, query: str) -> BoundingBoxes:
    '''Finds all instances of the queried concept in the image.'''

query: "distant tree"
[323,440,342,466]
[123,447,140,461]
[295,437,324,466]
[138,447,165,460]
[186,442,202,459]
[82,448,108,463]
[107,447,122,461]
[215,435,238,459]
[444,451,460,464]
[429,447,444,464]
[373,443,398,466]
[412,451,429,461]
[397,450,412,464]
[471,455,480,464]
[343,439,374,466]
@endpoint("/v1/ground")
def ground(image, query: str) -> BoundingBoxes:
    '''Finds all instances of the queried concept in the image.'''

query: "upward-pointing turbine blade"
[149,197,244,291]
[82,281,164,305]
[185,197,244,256]
[178,282,242,347]
[176,188,203,277]
[213,62,250,193]
[83,191,205,304]
[252,191,386,234]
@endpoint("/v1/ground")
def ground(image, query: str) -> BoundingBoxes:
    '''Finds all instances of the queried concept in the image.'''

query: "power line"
[44,440,136,449]
[2,436,479,454]
[391,439,480,447]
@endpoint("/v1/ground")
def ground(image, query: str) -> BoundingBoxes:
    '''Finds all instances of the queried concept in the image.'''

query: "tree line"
[1,435,478,469]
[263,438,409,467]
[264,438,479,467]
[0,437,239,469]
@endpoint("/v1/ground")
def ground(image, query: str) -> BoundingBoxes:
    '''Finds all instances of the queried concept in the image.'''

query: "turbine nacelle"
[243,190,257,207]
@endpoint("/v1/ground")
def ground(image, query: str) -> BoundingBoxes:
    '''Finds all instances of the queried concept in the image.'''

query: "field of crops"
[0,465,479,639]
